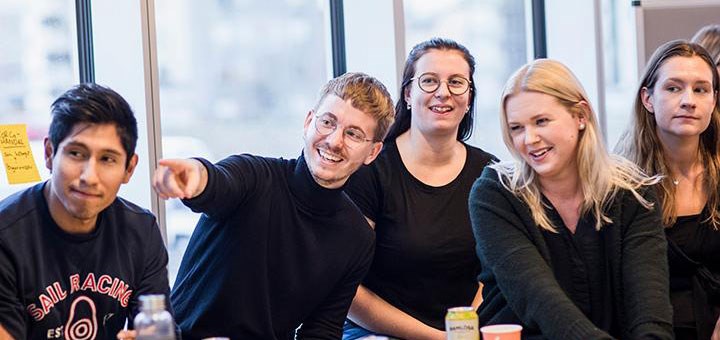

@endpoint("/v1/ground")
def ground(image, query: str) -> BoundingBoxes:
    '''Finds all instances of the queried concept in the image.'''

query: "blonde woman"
[617,39,720,340]
[469,59,673,339]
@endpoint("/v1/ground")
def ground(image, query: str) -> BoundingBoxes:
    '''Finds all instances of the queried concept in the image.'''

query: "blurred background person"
[692,24,720,72]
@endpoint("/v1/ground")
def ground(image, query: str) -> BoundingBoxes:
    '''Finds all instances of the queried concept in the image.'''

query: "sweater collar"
[289,153,345,215]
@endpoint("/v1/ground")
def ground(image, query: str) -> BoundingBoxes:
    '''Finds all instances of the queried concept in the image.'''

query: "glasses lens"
[344,128,368,144]
[447,76,470,95]
[416,74,469,95]
[314,114,336,135]
[417,74,440,93]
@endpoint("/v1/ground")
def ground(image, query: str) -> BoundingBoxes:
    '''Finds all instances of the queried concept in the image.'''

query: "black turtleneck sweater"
[171,153,375,340]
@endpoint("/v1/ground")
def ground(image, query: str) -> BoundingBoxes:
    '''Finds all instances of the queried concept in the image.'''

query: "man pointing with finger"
[153,73,395,340]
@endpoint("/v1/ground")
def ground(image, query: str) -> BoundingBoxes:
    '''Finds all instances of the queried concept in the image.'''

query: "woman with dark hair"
[617,39,720,340]
[342,38,496,339]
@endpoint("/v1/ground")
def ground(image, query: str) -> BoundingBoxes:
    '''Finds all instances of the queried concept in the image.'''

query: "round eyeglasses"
[410,72,471,95]
[314,113,374,148]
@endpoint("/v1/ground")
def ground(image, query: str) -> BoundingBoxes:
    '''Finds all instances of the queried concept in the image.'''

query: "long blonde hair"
[616,40,720,229]
[494,59,658,232]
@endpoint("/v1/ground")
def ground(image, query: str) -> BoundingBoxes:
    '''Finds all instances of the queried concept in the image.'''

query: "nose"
[325,127,345,149]
[434,81,451,98]
[524,127,540,145]
[680,89,697,110]
[79,159,100,185]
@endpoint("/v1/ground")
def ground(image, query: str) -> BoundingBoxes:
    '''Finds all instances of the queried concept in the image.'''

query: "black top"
[543,209,615,335]
[171,154,375,340]
[665,209,720,339]
[469,168,673,340]
[0,182,170,340]
[344,140,495,329]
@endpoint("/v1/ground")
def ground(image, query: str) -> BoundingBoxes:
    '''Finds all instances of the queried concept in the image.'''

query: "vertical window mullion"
[76,0,95,83]
[330,0,347,77]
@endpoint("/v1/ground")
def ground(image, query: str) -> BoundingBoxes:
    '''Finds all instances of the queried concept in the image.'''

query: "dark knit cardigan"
[469,168,673,340]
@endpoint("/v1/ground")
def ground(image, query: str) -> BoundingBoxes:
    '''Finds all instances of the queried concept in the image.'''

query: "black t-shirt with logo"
[0,182,170,340]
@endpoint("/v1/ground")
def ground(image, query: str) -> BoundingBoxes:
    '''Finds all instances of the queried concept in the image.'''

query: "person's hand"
[152,158,206,199]
[116,329,136,340]
[0,325,14,340]
[432,330,446,340]
[711,315,720,340]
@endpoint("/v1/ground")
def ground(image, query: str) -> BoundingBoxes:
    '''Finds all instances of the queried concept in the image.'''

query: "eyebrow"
[319,112,337,120]
[64,141,124,156]
[418,72,468,78]
[507,113,548,124]
[663,77,712,85]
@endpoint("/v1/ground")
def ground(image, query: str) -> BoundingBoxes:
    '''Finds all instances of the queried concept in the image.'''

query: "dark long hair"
[385,37,476,141]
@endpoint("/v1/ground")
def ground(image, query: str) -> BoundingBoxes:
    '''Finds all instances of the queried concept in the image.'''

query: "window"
[0,0,77,199]
[155,0,330,284]
[403,0,528,161]
[601,0,638,148]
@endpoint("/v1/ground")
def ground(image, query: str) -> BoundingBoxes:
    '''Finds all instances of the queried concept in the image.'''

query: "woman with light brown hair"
[469,58,673,339]
[617,39,720,340]
[692,25,720,68]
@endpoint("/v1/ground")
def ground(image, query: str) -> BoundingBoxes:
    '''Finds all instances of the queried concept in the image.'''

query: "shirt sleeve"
[343,164,382,222]
[182,154,264,219]
[128,217,172,325]
[469,171,613,340]
[0,240,26,340]
[618,187,673,339]
[295,236,375,340]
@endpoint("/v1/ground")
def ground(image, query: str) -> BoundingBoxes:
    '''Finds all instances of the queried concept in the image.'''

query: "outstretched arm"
[471,283,483,309]
[347,285,445,340]
[152,158,207,200]
[0,325,14,340]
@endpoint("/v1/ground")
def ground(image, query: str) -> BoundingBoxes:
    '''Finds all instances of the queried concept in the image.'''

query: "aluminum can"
[445,306,479,340]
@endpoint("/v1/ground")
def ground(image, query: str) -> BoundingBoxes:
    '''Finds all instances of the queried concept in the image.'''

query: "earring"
[465,107,470,113]
[406,102,411,110]
[579,123,586,130]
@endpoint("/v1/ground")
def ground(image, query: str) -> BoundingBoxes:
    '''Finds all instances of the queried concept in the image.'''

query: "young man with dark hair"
[153,72,395,340]
[0,84,170,340]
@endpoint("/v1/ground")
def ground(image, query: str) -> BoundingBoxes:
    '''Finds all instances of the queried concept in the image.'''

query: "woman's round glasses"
[410,72,471,95]
[314,113,374,148]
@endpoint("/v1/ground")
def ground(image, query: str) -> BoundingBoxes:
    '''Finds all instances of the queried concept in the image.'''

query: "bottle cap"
[139,294,166,311]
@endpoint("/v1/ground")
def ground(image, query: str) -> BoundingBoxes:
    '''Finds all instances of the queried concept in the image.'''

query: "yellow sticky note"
[0,124,41,184]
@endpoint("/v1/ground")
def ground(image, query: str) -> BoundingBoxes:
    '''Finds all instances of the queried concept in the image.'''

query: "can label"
[445,306,479,340]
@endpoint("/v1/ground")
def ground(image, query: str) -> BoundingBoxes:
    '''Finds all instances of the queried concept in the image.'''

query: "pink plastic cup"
[480,324,522,340]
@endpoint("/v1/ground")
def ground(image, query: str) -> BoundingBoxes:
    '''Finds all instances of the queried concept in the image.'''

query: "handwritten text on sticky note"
[0,124,41,184]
